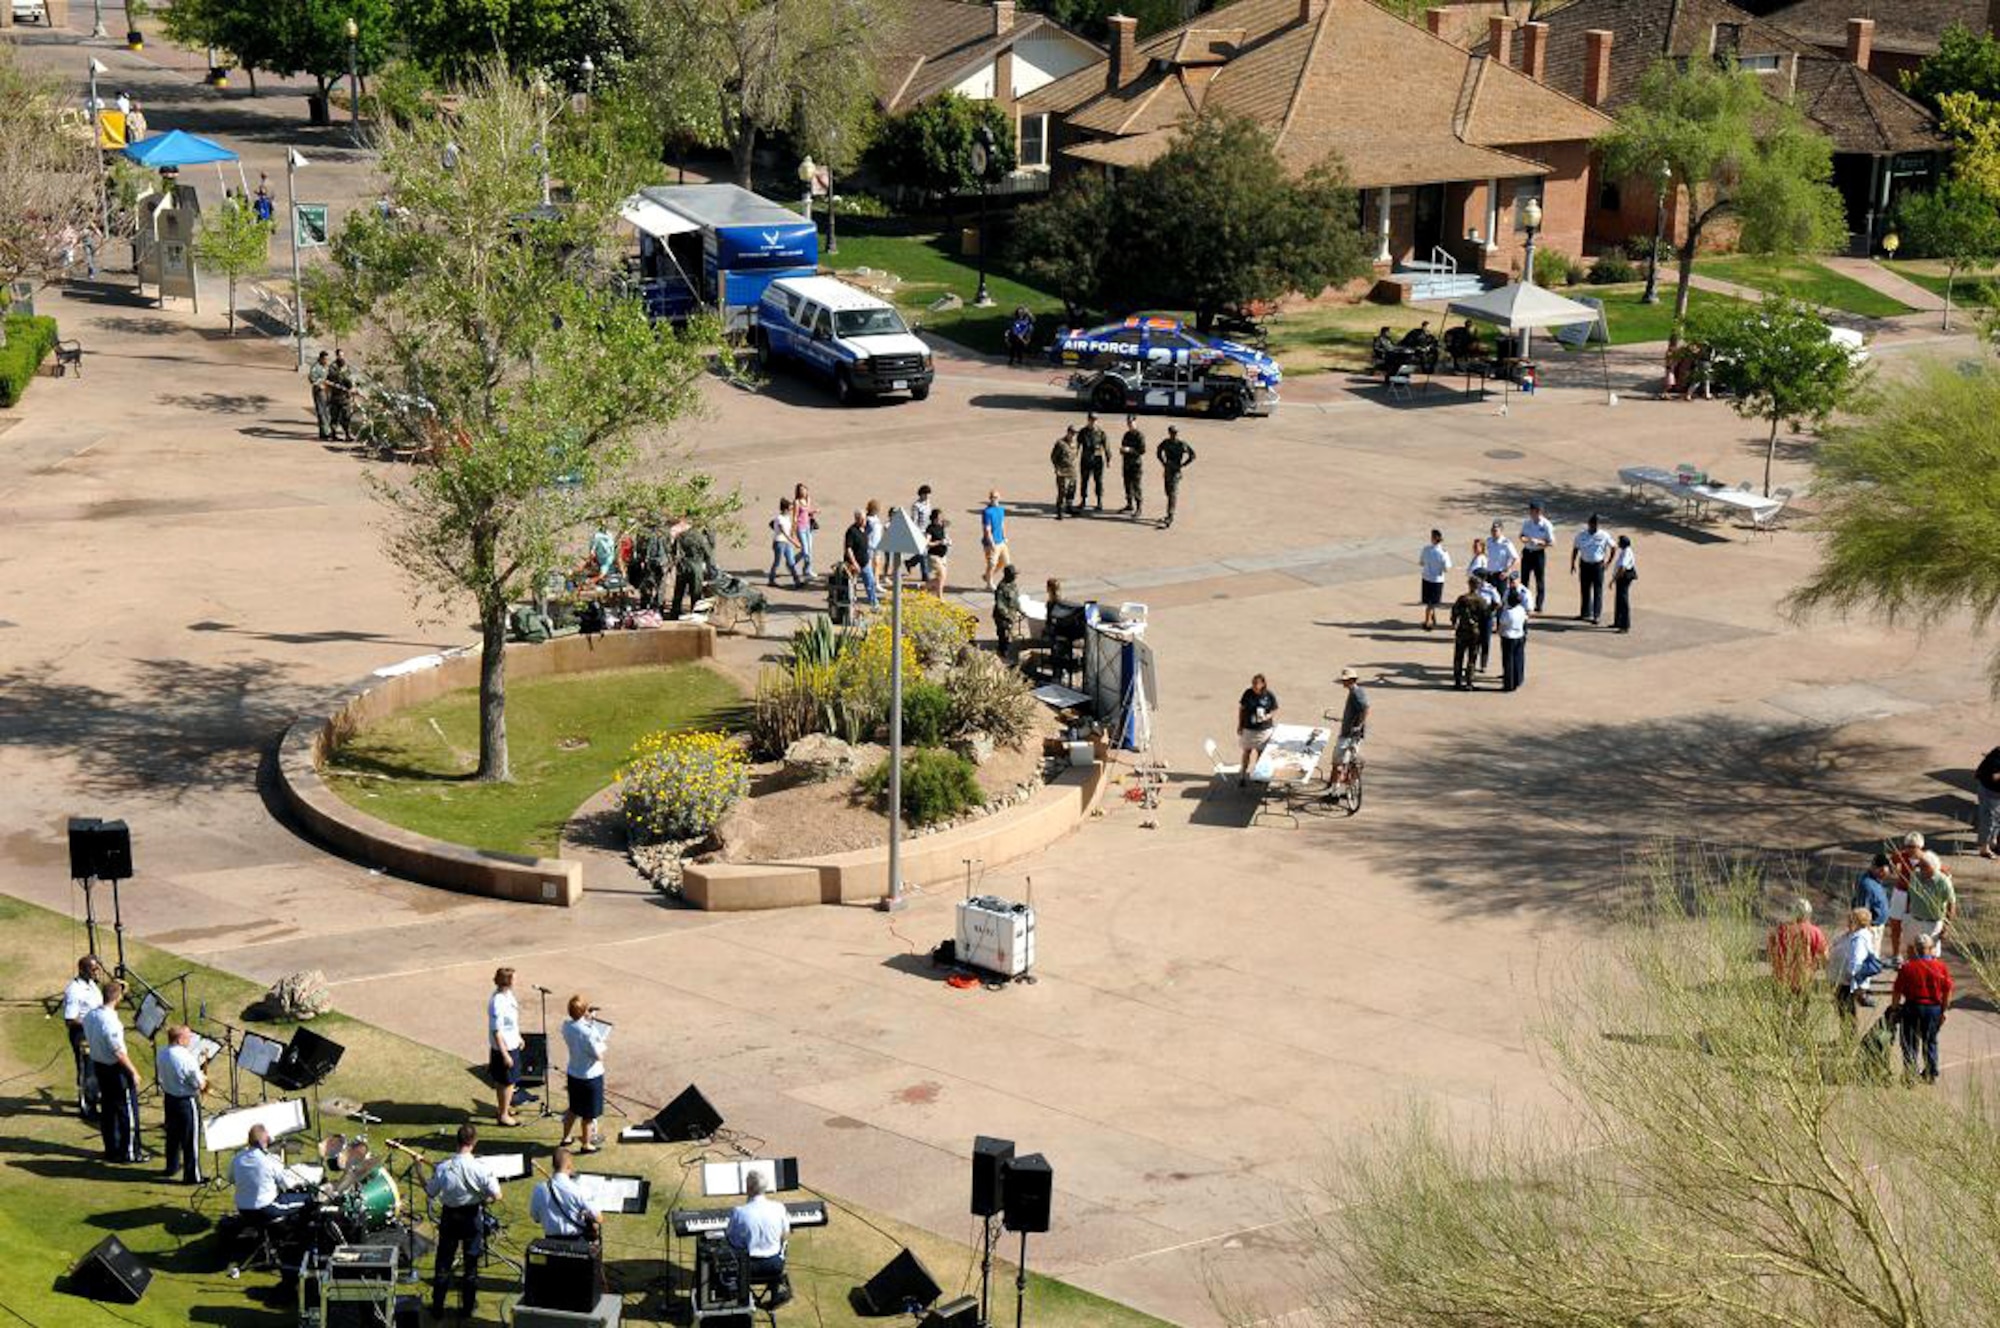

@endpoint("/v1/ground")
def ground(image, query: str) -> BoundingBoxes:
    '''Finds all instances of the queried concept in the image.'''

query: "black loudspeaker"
[1002,1153,1052,1234]
[855,1247,942,1316]
[922,1294,980,1328]
[652,1084,723,1141]
[517,1032,549,1083]
[72,1234,151,1303]
[94,820,133,881]
[523,1237,599,1311]
[68,817,102,880]
[971,1135,1014,1217]
[270,1027,346,1091]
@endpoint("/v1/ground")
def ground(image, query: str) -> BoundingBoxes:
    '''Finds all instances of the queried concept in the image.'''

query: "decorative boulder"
[954,733,998,766]
[784,734,860,783]
[260,970,332,1021]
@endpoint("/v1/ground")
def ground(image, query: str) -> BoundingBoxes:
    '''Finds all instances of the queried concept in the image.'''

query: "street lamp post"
[1641,162,1671,305]
[286,147,310,370]
[796,155,816,233]
[1519,196,1543,359]
[91,0,106,40]
[531,74,552,206]
[344,18,360,142]
[825,129,839,257]
[89,57,110,275]
[970,124,995,308]
[579,55,595,108]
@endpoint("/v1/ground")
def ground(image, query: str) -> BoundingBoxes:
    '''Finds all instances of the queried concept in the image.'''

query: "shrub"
[900,593,978,671]
[1532,248,1571,289]
[901,681,952,746]
[1564,258,1589,286]
[941,650,1038,747]
[784,614,854,669]
[1588,254,1639,285]
[618,729,749,842]
[1624,234,1669,263]
[860,747,983,827]
[0,316,59,408]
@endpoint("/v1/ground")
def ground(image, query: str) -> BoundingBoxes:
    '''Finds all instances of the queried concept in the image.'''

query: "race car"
[1050,314,1282,390]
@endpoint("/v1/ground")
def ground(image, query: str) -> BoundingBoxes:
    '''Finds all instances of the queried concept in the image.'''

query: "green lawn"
[1692,254,1914,318]
[1883,258,2000,308]
[324,663,743,856]
[828,231,1069,357]
[0,895,1168,1328]
[1583,283,1751,346]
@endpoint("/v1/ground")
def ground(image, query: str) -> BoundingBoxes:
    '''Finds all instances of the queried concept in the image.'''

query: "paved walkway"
[1823,255,1947,313]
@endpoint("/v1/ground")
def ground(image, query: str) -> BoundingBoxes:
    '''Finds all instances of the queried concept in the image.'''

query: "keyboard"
[671,1199,829,1237]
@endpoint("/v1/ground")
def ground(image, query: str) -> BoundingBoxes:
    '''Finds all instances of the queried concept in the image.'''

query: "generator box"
[955,896,1035,978]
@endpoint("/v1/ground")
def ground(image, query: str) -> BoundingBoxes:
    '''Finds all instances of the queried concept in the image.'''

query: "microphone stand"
[534,986,555,1122]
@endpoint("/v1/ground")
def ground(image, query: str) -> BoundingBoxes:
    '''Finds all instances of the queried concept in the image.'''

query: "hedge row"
[0,315,60,408]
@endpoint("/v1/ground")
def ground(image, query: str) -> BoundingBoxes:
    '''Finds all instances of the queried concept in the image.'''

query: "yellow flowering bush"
[899,592,978,670]
[618,729,748,842]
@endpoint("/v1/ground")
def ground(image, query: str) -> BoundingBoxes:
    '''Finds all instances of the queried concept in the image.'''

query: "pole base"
[91,22,108,37]
[973,296,997,308]
[877,893,910,913]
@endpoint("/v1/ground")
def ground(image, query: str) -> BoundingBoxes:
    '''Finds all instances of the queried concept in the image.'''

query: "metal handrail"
[1429,245,1458,276]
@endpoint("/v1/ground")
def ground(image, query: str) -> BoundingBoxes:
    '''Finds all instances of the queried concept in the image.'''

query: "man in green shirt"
[1050,427,1081,521]
[1077,413,1110,511]
[1154,426,1196,529]
[1118,415,1146,519]
[1904,852,1957,959]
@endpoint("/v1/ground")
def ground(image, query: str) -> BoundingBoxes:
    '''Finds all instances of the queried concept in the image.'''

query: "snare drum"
[340,1168,401,1231]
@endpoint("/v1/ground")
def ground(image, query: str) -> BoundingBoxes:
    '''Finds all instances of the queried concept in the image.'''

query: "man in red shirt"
[1890,934,1953,1082]
[1766,898,1827,993]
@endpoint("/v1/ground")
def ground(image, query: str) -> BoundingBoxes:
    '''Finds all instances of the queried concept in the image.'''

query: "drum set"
[232,1130,419,1281]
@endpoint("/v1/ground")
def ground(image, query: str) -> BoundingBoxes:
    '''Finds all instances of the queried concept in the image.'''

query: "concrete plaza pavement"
[5,23,2000,1324]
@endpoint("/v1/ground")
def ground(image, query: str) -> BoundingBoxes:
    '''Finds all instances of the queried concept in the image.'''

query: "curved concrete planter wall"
[279,627,716,907]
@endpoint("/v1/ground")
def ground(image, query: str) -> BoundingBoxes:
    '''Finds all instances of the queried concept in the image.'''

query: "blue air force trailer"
[619,184,817,331]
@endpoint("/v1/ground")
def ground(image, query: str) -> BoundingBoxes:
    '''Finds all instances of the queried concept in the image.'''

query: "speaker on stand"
[1002,1153,1053,1328]
[970,1135,1013,1328]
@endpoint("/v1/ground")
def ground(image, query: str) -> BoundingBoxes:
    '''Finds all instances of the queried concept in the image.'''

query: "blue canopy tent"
[122,129,249,196]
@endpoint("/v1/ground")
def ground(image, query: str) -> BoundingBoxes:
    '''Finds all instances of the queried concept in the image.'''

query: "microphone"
[533,985,554,995]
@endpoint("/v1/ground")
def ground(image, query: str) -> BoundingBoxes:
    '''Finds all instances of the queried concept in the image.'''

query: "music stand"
[266,1028,345,1136]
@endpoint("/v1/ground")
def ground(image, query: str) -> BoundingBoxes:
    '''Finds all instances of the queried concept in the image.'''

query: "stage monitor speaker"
[524,1237,600,1312]
[68,816,103,880]
[1002,1153,1052,1234]
[72,1234,151,1304]
[855,1247,942,1316]
[922,1295,980,1328]
[652,1084,723,1141]
[971,1135,1014,1217]
[513,1295,621,1327]
[94,820,133,882]
[518,1031,549,1083]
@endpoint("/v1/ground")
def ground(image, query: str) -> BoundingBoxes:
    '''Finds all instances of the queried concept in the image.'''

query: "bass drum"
[341,1168,401,1231]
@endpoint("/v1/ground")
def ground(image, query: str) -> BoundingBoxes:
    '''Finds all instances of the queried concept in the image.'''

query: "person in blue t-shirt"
[980,491,1010,589]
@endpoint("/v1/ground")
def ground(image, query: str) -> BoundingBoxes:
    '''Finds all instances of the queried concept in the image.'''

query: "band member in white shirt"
[1519,502,1555,613]
[1611,535,1638,633]
[727,1171,795,1306]
[82,979,144,1163]
[61,955,106,1120]
[156,1024,207,1183]
[232,1124,293,1222]
[426,1123,502,1318]
[488,967,524,1128]
[560,995,610,1154]
[1571,514,1614,625]
[530,1146,603,1241]
[1417,529,1451,631]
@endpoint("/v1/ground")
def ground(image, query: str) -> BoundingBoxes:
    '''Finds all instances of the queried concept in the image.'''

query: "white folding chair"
[1747,487,1791,537]
[1203,738,1235,783]
[1386,365,1414,401]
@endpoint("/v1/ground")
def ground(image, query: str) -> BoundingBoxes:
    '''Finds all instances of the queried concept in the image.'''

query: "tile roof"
[877,0,1098,114]
[1037,0,1611,188]
[1763,0,1984,56]
[1526,0,1942,153]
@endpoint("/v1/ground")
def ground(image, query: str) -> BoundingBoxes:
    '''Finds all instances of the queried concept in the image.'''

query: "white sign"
[884,508,925,559]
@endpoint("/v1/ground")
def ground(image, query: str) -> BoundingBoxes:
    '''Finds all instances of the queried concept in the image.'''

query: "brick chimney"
[1489,15,1516,66]
[1299,0,1315,24]
[1109,13,1140,90]
[1845,16,1873,67]
[1583,29,1614,107]
[992,0,1014,34]
[1521,21,1548,80]
[1425,8,1447,37]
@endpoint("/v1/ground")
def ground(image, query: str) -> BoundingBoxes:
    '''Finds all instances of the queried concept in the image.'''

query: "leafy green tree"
[1894,178,2000,330]
[872,93,1016,219]
[1008,175,1112,322]
[193,202,272,335]
[1022,0,1184,40]
[405,0,634,86]
[1108,112,1370,329]
[1599,57,1847,340]
[0,44,100,340]
[330,67,720,781]
[185,0,396,112]
[626,0,874,189]
[1902,22,2000,112]
[1794,360,2000,685]
[1688,295,1863,495]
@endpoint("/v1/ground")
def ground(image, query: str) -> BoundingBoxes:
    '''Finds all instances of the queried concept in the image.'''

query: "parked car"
[752,275,934,404]
[12,0,49,22]
[1050,313,1282,391]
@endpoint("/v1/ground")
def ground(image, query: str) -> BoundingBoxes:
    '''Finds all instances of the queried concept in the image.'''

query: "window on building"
[1739,54,1782,71]
[1019,113,1048,169]
[1598,180,1622,213]
[1713,22,1741,57]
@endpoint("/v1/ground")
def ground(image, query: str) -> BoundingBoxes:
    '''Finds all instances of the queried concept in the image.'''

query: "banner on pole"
[294,204,330,249]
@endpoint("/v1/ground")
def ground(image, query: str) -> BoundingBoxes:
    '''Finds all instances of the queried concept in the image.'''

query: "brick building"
[1021,0,1613,290]
[1763,0,1994,83]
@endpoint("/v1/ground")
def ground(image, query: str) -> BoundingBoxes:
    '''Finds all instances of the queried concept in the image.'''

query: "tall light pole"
[1519,196,1543,360]
[825,128,840,257]
[91,0,106,40]
[796,154,816,233]
[286,147,309,370]
[970,124,995,307]
[344,18,360,142]
[579,55,595,104]
[533,73,552,206]
[1641,162,1671,305]
[89,57,111,274]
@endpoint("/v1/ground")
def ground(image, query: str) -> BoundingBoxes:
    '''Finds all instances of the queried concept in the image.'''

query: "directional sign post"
[879,509,927,912]
[285,149,310,370]
[294,204,330,249]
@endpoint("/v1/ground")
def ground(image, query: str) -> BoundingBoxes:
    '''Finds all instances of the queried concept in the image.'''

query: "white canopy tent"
[1446,281,1612,403]
[618,194,700,239]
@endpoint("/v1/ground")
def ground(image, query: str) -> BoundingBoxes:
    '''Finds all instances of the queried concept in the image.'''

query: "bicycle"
[1318,709,1365,816]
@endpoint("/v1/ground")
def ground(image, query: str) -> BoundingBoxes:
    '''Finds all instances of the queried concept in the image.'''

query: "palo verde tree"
[1794,359,2000,687]
[193,201,272,335]
[1688,295,1864,495]
[628,0,874,189]
[1108,112,1371,329]
[1599,57,1847,342]
[0,44,102,340]
[1316,848,2000,1328]
[333,67,719,781]
[1895,178,2000,331]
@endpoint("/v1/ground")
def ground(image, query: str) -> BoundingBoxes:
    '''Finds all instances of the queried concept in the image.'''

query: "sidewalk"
[1822,255,1947,313]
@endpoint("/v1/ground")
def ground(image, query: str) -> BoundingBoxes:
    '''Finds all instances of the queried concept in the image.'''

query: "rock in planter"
[953,733,997,766]
[715,800,759,862]
[258,970,332,1021]
[784,734,862,782]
